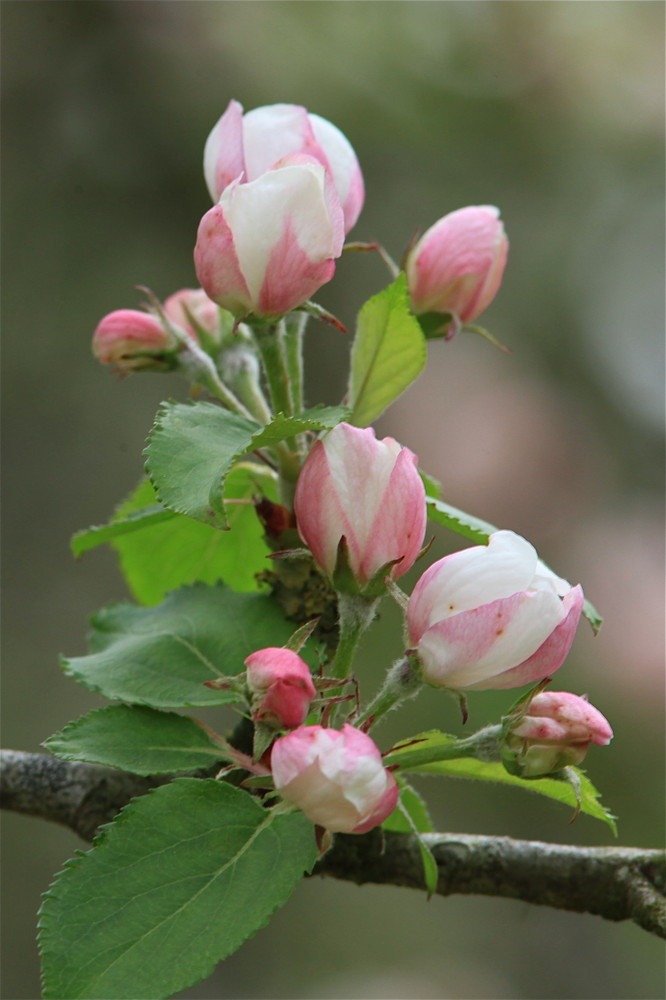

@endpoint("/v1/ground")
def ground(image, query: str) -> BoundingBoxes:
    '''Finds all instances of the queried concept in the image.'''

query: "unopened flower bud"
[163,288,222,345]
[204,100,364,234]
[194,155,344,319]
[502,690,613,777]
[245,647,316,730]
[294,422,427,595]
[271,723,398,833]
[406,205,508,332]
[92,309,178,372]
[407,531,584,691]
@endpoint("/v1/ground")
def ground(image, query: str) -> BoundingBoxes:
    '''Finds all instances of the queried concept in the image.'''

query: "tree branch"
[2,749,663,938]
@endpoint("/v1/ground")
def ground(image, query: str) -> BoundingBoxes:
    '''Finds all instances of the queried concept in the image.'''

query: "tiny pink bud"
[204,100,364,234]
[294,422,427,594]
[407,530,584,691]
[406,205,508,326]
[271,723,399,833]
[503,691,613,777]
[163,288,219,343]
[92,309,177,371]
[245,647,316,730]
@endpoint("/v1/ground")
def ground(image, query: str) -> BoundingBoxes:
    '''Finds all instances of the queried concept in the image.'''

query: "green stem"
[219,345,272,425]
[282,312,307,416]
[253,321,294,417]
[384,725,503,771]
[282,312,309,463]
[354,656,422,729]
[252,319,305,505]
[329,593,380,681]
[178,340,255,421]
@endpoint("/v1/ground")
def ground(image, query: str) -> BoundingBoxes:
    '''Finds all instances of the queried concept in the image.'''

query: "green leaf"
[383,779,438,895]
[62,582,306,708]
[382,778,434,834]
[71,504,175,557]
[39,780,317,999]
[144,402,261,527]
[108,471,276,604]
[425,496,603,633]
[145,401,349,528]
[386,731,616,833]
[421,760,616,834]
[44,706,230,775]
[348,273,427,427]
[414,310,455,339]
[425,495,498,544]
[242,405,350,451]
[383,730,462,771]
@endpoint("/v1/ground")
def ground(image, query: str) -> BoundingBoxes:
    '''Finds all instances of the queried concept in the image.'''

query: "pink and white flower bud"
[407,530,584,691]
[92,309,177,371]
[293,422,427,593]
[406,205,508,326]
[163,288,220,343]
[194,155,345,319]
[271,723,399,833]
[245,647,316,730]
[503,691,613,777]
[204,100,364,234]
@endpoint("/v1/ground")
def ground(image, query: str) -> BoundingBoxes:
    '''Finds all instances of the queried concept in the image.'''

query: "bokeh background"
[2,2,664,998]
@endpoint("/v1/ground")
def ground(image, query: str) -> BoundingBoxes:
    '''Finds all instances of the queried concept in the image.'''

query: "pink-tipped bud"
[92,309,177,372]
[271,723,399,833]
[293,422,427,595]
[407,530,584,691]
[502,691,613,777]
[163,288,220,343]
[245,647,316,730]
[194,156,345,319]
[406,205,508,328]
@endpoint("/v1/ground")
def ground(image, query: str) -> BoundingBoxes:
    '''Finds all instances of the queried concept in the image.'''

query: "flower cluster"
[91,100,612,841]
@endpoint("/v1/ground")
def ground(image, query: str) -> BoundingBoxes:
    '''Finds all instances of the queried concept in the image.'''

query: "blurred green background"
[2,2,664,998]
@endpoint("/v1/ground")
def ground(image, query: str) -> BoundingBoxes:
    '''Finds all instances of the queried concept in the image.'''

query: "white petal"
[532,559,573,596]
[221,161,336,301]
[419,588,564,689]
[418,530,538,628]
[242,104,311,178]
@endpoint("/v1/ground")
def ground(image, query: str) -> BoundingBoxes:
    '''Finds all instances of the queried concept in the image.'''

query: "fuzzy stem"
[329,593,380,681]
[354,656,422,729]
[253,320,294,417]
[178,339,255,420]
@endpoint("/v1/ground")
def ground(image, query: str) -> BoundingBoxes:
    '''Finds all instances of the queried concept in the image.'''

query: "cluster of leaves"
[39,276,609,999]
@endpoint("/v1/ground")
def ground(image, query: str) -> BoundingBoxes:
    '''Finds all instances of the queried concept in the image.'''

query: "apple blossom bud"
[204,100,364,234]
[163,288,221,344]
[271,723,398,833]
[502,691,613,777]
[293,422,427,594]
[406,205,508,329]
[245,647,316,730]
[92,309,178,372]
[407,530,584,691]
[194,155,345,319]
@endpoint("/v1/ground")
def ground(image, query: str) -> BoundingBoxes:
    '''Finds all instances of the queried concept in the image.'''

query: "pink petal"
[257,215,337,317]
[193,202,252,315]
[203,99,247,202]
[469,584,584,690]
[418,589,565,690]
